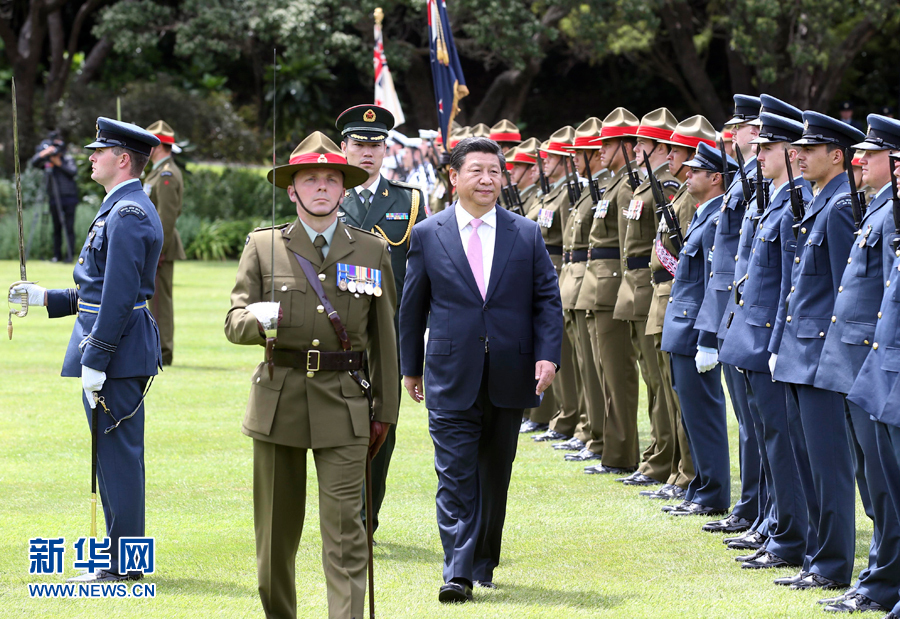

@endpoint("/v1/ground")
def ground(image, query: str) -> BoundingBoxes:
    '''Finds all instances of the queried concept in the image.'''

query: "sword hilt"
[7,280,31,339]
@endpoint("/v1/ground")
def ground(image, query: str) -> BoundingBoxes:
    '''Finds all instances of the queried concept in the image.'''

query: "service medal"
[365,282,374,295]
[339,279,348,291]
[374,286,383,297]
[348,280,357,293]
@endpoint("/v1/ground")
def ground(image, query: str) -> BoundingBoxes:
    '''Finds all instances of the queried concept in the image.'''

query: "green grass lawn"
[0,260,874,618]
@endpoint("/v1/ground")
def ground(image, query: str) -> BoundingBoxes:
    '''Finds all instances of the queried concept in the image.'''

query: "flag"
[374,8,405,127]
[427,0,468,150]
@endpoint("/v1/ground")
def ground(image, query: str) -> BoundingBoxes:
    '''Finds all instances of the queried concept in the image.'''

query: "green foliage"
[181,167,294,221]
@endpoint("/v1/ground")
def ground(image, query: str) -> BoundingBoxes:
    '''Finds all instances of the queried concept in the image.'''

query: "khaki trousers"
[549,321,585,439]
[628,320,672,481]
[253,439,367,619]
[150,260,174,365]
[573,310,608,454]
[655,334,694,488]
[586,311,639,467]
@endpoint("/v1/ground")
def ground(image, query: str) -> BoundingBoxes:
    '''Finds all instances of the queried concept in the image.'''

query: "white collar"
[356,174,383,194]
[456,204,497,231]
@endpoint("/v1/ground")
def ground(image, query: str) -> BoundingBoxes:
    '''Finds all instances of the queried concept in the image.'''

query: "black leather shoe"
[439,582,473,603]
[640,484,675,498]
[661,500,693,513]
[519,419,548,434]
[734,548,766,563]
[622,473,662,486]
[741,551,798,570]
[702,514,752,533]
[592,465,638,475]
[564,448,602,462]
[774,570,809,586]
[553,437,586,451]
[670,503,727,517]
[533,429,568,442]
[790,573,850,591]
[726,531,767,550]
[723,529,757,545]
[818,589,857,605]
[824,593,886,613]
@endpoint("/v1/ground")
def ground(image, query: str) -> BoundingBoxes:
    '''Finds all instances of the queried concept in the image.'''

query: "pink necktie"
[467,219,486,299]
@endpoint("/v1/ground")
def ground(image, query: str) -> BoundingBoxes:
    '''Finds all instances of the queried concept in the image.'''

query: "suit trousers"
[571,309,607,455]
[429,357,521,585]
[786,383,855,584]
[654,335,693,488]
[630,319,670,477]
[253,439,367,619]
[549,321,584,438]
[670,353,729,510]
[847,401,900,609]
[586,310,639,468]
[723,362,764,526]
[82,377,147,575]
[150,259,175,365]
[744,371,807,565]
[875,422,900,616]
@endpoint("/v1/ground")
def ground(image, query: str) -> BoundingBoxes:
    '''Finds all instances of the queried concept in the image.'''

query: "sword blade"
[12,78,25,282]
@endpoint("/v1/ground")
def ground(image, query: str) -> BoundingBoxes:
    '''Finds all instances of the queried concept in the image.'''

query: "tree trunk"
[401,49,438,131]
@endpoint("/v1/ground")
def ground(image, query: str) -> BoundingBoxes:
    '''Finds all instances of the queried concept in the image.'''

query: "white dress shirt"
[456,205,496,291]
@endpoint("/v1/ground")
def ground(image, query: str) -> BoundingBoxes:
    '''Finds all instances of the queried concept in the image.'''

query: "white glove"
[82,365,106,409]
[695,348,718,373]
[657,219,670,234]
[768,353,778,378]
[245,302,281,331]
[8,282,46,307]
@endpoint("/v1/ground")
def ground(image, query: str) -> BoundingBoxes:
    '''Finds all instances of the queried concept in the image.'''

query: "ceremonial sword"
[8,78,30,339]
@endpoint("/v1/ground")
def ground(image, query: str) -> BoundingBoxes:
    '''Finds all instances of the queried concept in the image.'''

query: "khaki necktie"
[314,234,326,263]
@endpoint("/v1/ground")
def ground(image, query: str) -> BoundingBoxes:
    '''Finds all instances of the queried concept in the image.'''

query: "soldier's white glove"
[82,365,106,409]
[657,219,670,234]
[246,302,281,332]
[8,282,46,306]
[695,347,718,373]
[768,353,778,378]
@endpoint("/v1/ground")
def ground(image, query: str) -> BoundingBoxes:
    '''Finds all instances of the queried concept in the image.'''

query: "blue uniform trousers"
[875,422,900,616]
[787,383,855,584]
[82,376,147,575]
[849,408,900,610]
[745,371,807,565]
[670,353,729,510]
[723,361,766,528]
[428,358,521,585]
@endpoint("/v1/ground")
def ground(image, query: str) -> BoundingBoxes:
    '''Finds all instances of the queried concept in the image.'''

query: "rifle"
[891,155,900,252]
[536,150,550,202]
[732,144,752,201]
[501,166,524,216]
[784,147,805,239]
[644,154,684,252]
[754,158,768,220]
[561,153,579,206]
[7,77,28,340]
[620,142,640,191]
[843,148,866,230]
[718,137,731,190]
[583,151,600,206]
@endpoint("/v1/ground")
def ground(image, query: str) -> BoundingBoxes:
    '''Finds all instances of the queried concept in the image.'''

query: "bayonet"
[620,142,639,191]
[583,151,600,206]
[501,166,524,216]
[644,154,683,252]
[7,78,29,340]
[561,154,578,206]
[784,147,805,239]
[536,149,550,203]
[732,143,752,202]
[754,158,768,221]
[891,155,900,252]
[718,137,731,190]
[843,148,866,230]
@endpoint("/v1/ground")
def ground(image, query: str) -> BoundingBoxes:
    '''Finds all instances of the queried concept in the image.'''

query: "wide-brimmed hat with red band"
[267,132,368,189]
[598,108,640,141]
[636,108,677,142]
[146,120,175,144]
[539,126,576,156]
[657,115,716,149]
[572,117,603,149]
[490,119,522,144]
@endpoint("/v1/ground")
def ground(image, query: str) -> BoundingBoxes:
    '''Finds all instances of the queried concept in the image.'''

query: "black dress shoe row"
[741,551,798,570]
[583,464,638,475]
[725,530,767,550]
[532,429,569,442]
[553,437,586,451]
[519,419,549,434]
[823,592,886,613]
[790,572,849,591]
[564,447,601,462]
[640,484,686,500]
[701,513,752,533]
[669,502,727,517]
[620,472,662,486]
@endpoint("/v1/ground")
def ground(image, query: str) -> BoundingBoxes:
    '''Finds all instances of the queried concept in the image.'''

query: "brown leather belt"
[272,349,365,372]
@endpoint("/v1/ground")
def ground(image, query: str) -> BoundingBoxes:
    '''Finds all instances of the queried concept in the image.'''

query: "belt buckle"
[307,350,321,372]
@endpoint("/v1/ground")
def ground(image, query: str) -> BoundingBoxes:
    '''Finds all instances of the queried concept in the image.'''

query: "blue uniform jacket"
[847,253,900,425]
[771,173,855,385]
[719,180,811,373]
[695,160,756,348]
[46,180,163,378]
[815,185,893,394]
[661,194,723,357]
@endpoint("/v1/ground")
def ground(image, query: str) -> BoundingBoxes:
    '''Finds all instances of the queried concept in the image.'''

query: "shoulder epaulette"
[252,222,292,232]
[345,223,383,240]
[387,179,422,192]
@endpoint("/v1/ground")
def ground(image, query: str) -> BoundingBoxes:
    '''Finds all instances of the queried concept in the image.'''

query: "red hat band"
[491,132,521,142]
[599,126,639,139]
[289,152,349,166]
[155,134,175,144]
[636,126,674,141]
[671,134,716,149]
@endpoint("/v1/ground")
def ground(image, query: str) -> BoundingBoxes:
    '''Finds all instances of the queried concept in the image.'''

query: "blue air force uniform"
[770,111,866,586]
[661,143,736,512]
[45,119,163,575]
[719,112,813,569]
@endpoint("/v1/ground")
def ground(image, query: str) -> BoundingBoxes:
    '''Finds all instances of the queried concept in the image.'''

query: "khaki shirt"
[615,163,681,321]
[225,219,399,449]
[560,170,612,309]
[646,185,696,336]
[143,158,186,260]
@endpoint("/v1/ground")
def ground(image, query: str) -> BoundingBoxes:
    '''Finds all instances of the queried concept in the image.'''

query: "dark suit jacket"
[399,203,563,411]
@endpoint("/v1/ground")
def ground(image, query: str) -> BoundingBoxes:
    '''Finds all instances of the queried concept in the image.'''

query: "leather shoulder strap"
[290,250,352,351]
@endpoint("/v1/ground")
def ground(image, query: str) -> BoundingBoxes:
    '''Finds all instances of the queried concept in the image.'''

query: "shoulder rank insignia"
[337,263,383,297]
[344,190,350,197]
[385,212,410,221]
[160,171,173,177]
[118,205,146,219]
[382,188,389,197]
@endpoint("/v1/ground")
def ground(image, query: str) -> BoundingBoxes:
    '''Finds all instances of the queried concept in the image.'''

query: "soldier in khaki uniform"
[225,132,399,619]
[144,120,186,366]
[614,109,682,486]
[578,108,642,474]
[556,117,613,459]
[639,116,716,500]
[534,129,588,447]
[489,119,522,154]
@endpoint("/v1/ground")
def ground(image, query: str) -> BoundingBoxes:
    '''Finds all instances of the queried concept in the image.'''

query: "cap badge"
[804,120,810,132]
[317,154,328,163]
[363,109,376,123]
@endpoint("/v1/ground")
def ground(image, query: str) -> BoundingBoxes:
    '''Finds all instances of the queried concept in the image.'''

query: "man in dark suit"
[399,137,563,603]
